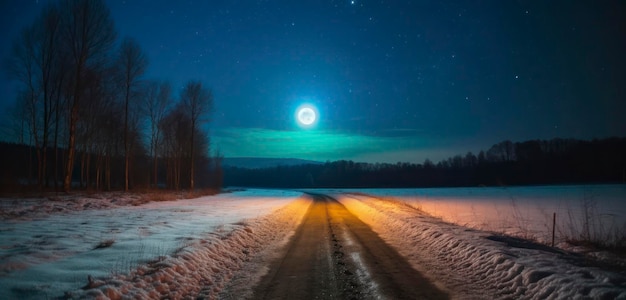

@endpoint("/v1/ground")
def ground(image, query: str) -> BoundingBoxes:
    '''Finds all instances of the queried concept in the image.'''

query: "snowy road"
[250,193,448,300]
[1,188,625,299]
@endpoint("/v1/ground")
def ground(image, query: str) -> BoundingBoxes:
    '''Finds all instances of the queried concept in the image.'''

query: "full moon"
[297,107,316,126]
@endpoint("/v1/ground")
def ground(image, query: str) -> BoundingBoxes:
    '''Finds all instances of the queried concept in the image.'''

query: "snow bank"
[0,192,144,221]
[344,185,626,250]
[334,193,626,300]
[69,196,312,299]
[0,189,308,299]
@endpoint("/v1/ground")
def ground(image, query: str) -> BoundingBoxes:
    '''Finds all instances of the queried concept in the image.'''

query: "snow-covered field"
[331,192,626,299]
[1,185,625,299]
[333,185,626,249]
[0,190,309,299]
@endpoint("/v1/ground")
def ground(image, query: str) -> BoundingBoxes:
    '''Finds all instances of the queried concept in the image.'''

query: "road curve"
[251,193,448,299]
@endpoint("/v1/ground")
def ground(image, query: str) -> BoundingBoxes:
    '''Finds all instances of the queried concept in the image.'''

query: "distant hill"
[222,157,323,169]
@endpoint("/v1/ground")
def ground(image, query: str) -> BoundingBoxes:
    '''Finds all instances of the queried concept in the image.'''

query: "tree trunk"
[86,152,91,189]
[36,147,42,189]
[175,154,181,191]
[28,136,33,185]
[165,156,170,189]
[105,153,111,191]
[124,94,129,192]
[125,154,129,191]
[80,150,86,188]
[190,122,195,190]
[41,95,49,189]
[53,102,59,190]
[54,144,58,189]
[63,104,77,192]
[42,145,48,188]
[153,155,158,188]
[95,154,101,190]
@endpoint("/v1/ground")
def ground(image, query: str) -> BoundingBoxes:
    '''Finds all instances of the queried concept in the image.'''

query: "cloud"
[212,127,451,163]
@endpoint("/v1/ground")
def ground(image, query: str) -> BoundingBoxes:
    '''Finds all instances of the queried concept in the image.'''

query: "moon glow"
[297,107,316,126]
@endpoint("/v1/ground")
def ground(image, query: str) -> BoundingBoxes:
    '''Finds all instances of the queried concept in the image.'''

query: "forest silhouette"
[223,137,626,188]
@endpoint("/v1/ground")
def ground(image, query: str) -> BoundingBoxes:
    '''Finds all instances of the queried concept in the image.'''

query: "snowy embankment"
[334,193,626,300]
[0,192,146,221]
[348,185,626,252]
[0,190,311,299]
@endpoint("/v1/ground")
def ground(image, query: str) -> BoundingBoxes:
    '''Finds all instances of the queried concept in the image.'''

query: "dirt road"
[252,193,448,299]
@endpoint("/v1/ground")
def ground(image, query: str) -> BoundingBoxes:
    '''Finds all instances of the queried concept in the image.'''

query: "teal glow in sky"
[213,127,463,163]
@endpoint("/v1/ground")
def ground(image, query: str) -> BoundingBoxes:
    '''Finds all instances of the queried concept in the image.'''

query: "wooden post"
[551,212,556,247]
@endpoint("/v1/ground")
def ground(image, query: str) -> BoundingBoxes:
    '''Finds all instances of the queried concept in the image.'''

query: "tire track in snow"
[250,193,448,300]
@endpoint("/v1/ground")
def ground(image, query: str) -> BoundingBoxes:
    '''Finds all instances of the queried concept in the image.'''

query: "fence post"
[551,212,556,247]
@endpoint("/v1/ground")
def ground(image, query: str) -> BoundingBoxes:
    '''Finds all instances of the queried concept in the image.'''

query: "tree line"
[2,0,220,192]
[224,137,626,188]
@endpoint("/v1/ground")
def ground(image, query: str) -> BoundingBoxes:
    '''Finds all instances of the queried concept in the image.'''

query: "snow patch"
[334,193,626,299]
[71,196,312,299]
[0,189,307,299]
[343,185,626,249]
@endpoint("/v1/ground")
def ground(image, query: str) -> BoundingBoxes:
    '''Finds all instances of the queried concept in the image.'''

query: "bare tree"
[160,103,189,190]
[76,68,107,188]
[115,37,147,192]
[487,140,516,163]
[7,20,40,186]
[101,92,124,191]
[8,6,65,188]
[36,5,64,189]
[180,81,213,190]
[6,2,69,190]
[144,80,172,188]
[90,79,117,190]
[4,1,223,192]
[60,0,116,192]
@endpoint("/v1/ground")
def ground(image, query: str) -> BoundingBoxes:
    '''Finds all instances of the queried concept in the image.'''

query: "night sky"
[1,0,625,163]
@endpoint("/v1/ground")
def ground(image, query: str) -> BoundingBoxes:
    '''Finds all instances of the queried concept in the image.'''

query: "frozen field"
[331,192,626,299]
[0,190,306,299]
[1,185,625,299]
[330,184,626,249]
